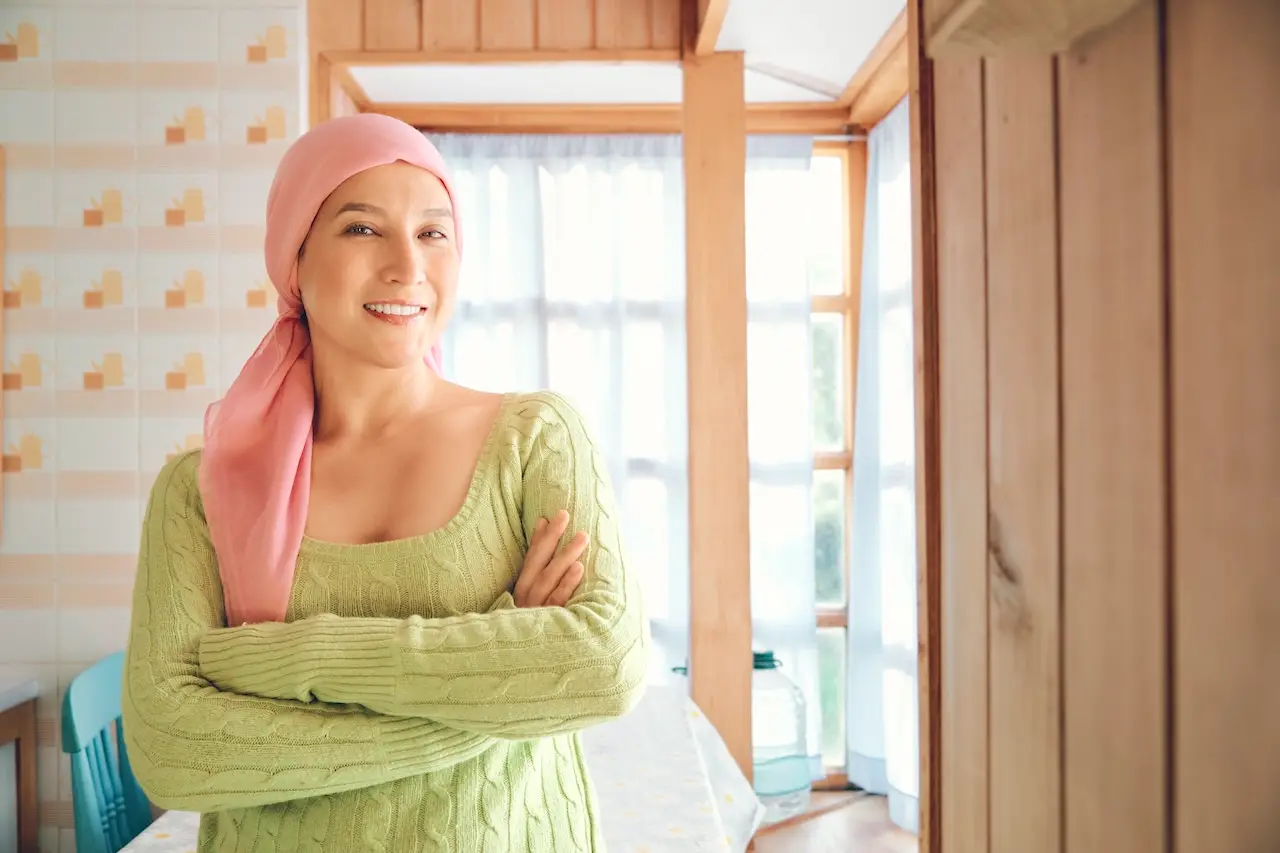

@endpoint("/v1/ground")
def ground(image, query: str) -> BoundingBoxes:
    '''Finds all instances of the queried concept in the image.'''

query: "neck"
[311,347,441,442]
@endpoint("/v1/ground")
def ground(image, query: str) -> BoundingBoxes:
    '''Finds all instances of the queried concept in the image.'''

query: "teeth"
[365,303,423,317]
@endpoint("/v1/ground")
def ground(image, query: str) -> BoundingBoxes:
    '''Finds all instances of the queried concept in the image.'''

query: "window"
[810,141,862,785]
[433,134,693,683]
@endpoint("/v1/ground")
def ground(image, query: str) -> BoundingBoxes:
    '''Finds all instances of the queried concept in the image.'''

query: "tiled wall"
[0,2,304,849]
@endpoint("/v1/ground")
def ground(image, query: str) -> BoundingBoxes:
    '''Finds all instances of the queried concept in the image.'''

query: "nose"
[379,229,426,287]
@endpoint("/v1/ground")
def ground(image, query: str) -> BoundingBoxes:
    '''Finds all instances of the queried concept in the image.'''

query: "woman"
[121,113,649,852]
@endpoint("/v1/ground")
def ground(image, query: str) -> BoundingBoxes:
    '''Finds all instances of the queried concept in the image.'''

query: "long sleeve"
[198,392,650,739]
[121,451,497,813]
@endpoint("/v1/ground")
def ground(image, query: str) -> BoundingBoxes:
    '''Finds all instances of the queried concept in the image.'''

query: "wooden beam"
[308,0,364,127]
[1169,2,1280,852]
[841,10,909,128]
[925,0,1148,56]
[907,1,943,850]
[324,47,681,64]
[694,0,730,55]
[370,102,851,135]
[334,65,372,111]
[682,50,753,781]
[933,53,989,853]
[0,145,5,537]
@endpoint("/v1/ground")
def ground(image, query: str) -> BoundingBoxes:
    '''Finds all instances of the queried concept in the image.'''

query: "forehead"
[322,162,452,212]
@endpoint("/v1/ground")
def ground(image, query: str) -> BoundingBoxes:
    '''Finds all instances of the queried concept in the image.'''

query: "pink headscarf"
[199,113,462,626]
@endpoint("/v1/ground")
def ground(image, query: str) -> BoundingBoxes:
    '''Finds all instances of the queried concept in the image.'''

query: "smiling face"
[296,161,459,370]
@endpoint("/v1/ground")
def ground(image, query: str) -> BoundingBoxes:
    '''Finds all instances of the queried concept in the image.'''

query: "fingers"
[514,512,564,603]
[545,562,585,608]
[527,510,569,568]
[525,531,589,607]
[514,510,582,607]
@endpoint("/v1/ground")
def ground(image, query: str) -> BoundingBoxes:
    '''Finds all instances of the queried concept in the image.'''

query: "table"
[0,678,39,853]
[120,685,765,852]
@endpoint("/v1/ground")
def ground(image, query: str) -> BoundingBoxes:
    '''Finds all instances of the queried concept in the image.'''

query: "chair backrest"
[61,652,152,853]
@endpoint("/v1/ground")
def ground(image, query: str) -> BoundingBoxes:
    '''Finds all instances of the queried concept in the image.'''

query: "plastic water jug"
[750,650,811,824]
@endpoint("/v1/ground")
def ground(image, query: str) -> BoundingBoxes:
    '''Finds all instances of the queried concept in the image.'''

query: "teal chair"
[61,652,153,853]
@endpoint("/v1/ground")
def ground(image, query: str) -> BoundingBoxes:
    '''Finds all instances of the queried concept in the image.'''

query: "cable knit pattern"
[122,390,649,852]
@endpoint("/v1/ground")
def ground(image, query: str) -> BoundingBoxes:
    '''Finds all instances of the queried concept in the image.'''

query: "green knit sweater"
[121,390,649,852]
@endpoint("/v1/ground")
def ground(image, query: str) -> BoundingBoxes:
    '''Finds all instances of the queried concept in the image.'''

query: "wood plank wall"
[309,0,683,124]
[919,1,1280,852]
[316,0,680,55]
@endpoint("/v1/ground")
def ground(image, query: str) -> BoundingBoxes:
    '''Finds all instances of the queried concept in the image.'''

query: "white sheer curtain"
[745,136,824,780]
[430,132,825,784]
[428,134,691,683]
[845,98,919,831]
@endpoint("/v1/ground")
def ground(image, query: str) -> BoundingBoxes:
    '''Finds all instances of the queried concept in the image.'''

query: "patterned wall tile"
[51,6,134,63]
[0,92,55,147]
[137,8,218,64]
[53,253,137,312]
[57,594,133,664]
[140,417,203,475]
[3,331,56,393]
[219,91,295,147]
[218,169,272,229]
[0,606,58,665]
[58,418,140,474]
[139,333,218,395]
[138,91,220,172]
[0,7,51,62]
[219,8,296,66]
[5,253,55,309]
[54,170,136,229]
[137,172,216,229]
[6,171,55,228]
[55,90,138,149]
[138,251,219,311]
[2,0,305,846]
[56,333,138,393]
[56,497,144,558]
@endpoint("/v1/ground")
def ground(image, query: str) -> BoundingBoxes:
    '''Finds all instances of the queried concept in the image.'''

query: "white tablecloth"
[119,685,764,852]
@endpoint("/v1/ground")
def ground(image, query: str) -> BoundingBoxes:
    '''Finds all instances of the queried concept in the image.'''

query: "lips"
[364,302,428,326]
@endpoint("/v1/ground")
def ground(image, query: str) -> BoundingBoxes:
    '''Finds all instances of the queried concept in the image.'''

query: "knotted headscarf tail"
[198,114,462,627]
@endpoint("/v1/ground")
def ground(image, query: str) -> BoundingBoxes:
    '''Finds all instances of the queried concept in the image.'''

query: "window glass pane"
[616,164,673,303]
[807,155,846,297]
[811,314,844,451]
[747,319,810,464]
[622,476,670,622]
[540,163,606,304]
[623,321,666,461]
[749,480,814,624]
[813,468,845,606]
[547,320,612,434]
[745,169,811,303]
[817,627,847,768]
[450,320,516,393]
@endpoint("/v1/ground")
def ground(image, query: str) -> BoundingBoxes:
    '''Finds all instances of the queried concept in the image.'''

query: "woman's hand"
[514,509,588,608]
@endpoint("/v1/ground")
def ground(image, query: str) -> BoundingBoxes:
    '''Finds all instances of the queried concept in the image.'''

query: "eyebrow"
[333,202,453,218]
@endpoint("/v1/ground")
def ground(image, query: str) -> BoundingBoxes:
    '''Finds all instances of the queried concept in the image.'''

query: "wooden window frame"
[810,138,867,792]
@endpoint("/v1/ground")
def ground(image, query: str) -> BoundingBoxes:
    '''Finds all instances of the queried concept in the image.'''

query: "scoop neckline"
[298,390,518,558]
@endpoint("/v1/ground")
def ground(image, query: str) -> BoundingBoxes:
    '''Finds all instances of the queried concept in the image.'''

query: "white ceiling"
[720,0,905,97]
[351,62,830,105]
[351,0,904,106]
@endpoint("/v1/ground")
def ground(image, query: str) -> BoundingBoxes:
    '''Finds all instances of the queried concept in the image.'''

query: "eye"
[344,223,376,236]
[420,229,448,241]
